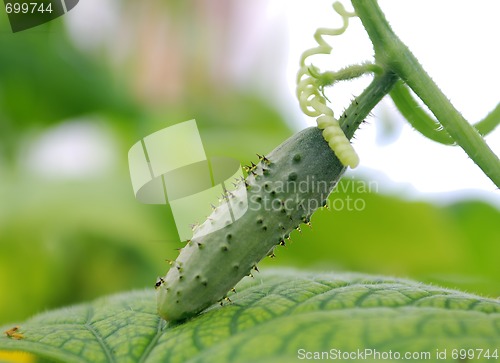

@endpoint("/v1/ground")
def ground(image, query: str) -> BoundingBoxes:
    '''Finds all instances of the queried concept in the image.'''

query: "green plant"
[2,270,500,363]
[159,0,500,323]
[1,1,499,361]
[156,66,396,322]
[157,127,345,322]
[297,1,499,186]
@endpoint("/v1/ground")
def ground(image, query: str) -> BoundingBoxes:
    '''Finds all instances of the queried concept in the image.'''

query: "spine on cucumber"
[157,127,346,322]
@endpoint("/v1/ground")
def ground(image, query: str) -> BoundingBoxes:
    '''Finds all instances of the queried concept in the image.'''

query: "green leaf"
[1,269,499,363]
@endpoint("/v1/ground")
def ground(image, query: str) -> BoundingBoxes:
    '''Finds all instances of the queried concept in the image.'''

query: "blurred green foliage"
[262,180,500,296]
[0,2,499,326]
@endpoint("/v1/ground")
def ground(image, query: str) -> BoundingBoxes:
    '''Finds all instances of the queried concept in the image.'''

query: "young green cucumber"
[157,127,346,322]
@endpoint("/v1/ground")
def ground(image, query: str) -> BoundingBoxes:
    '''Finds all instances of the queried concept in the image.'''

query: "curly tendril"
[296,2,359,169]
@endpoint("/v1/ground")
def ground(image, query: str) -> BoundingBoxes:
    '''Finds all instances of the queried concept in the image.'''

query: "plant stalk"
[351,0,500,188]
[340,71,399,140]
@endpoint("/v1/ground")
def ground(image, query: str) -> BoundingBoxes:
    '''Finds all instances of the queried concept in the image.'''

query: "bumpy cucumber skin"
[157,127,345,322]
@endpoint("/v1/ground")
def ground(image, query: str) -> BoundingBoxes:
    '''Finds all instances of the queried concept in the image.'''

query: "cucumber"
[157,127,345,322]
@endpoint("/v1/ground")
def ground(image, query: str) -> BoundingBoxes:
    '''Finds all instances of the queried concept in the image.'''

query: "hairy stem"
[390,80,454,145]
[340,71,399,140]
[476,103,500,137]
[314,62,382,89]
[351,0,500,188]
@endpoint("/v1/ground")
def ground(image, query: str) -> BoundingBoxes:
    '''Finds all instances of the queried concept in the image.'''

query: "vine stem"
[340,71,399,140]
[351,0,500,188]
